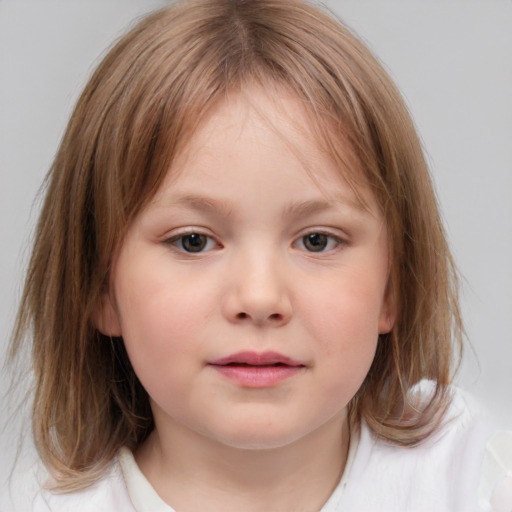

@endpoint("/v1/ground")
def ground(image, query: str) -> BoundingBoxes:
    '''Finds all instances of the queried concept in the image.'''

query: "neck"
[136,412,350,512]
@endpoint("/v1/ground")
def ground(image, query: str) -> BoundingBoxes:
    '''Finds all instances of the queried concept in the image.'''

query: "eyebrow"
[155,193,234,217]
[282,198,368,219]
[155,194,368,220]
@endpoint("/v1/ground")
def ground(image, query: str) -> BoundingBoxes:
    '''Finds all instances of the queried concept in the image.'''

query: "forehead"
[154,85,377,214]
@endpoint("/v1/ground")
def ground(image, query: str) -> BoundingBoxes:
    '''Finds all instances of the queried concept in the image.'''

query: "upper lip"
[209,351,304,367]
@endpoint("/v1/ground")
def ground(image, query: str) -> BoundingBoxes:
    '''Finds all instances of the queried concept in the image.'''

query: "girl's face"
[100,87,395,451]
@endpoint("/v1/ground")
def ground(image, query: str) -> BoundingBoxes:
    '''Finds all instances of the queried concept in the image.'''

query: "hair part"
[10,0,463,491]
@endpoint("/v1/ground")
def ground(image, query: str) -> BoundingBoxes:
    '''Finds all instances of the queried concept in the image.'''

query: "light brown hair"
[10,0,463,491]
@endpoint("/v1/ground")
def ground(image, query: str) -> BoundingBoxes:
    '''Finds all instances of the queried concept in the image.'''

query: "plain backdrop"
[1,0,511,509]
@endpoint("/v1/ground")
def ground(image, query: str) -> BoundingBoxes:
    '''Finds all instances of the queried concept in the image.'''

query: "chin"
[218,434,302,452]
[205,421,314,452]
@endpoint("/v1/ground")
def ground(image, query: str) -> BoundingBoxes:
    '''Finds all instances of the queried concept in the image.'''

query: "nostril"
[235,312,283,322]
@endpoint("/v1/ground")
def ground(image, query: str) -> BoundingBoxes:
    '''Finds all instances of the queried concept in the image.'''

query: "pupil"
[182,233,206,252]
[304,233,327,252]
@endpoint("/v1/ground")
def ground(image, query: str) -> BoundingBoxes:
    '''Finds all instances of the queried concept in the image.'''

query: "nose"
[222,250,293,327]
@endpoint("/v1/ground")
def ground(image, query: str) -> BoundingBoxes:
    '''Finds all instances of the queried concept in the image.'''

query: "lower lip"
[210,365,303,388]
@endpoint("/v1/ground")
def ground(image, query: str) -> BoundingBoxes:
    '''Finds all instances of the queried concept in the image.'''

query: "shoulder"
[481,430,512,512]
[30,461,135,512]
[338,384,512,511]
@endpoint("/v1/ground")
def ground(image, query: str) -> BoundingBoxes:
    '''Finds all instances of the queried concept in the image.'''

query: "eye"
[167,233,218,253]
[296,232,341,253]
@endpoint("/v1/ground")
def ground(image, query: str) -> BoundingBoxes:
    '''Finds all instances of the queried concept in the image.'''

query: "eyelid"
[292,228,349,253]
[163,228,221,253]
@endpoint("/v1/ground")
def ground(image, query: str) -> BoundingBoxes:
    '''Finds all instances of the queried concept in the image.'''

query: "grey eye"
[303,233,328,252]
[180,233,209,252]
[165,231,219,254]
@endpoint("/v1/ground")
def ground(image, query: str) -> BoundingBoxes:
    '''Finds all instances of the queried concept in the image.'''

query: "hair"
[9,0,463,492]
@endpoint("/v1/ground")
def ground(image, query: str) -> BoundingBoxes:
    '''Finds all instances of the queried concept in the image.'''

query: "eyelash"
[164,230,345,255]
[293,232,344,253]
[165,231,220,254]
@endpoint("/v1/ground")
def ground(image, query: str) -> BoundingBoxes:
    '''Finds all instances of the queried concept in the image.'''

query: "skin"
[98,86,395,512]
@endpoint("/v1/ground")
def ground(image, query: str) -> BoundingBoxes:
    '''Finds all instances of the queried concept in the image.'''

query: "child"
[7,0,511,510]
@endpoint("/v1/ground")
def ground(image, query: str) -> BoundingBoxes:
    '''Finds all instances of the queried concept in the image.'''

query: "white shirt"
[16,389,512,512]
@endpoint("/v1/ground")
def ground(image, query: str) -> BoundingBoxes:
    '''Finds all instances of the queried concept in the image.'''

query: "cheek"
[116,248,215,331]
[295,279,381,423]
[113,256,215,387]
[118,295,206,411]
[311,273,386,340]
[301,269,385,379]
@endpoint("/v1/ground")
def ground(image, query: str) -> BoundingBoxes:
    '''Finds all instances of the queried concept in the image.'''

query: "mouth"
[210,351,304,367]
[208,351,305,388]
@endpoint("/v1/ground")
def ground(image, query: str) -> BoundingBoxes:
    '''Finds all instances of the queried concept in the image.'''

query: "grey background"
[1,0,511,508]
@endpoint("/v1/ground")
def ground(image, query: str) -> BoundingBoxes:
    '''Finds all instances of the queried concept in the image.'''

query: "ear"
[378,279,397,335]
[94,293,122,337]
